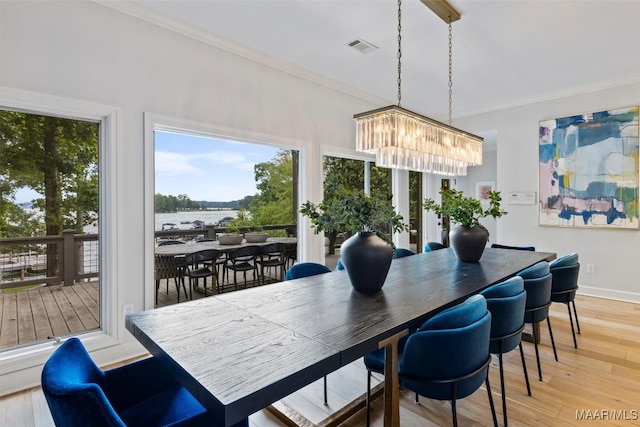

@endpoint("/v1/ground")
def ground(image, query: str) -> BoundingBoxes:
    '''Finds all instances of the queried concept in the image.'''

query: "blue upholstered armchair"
[549,252,581,348]
[284,262,331,281]
[481,276,530,426]
[517,260,557,381]
[41,337,248,427]
[424,241,446,252]
[364,294,498,427]
[393,247,416,258]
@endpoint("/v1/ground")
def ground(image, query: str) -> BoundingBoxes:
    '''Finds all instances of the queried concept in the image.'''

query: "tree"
[250,150,294,226]
[0,110,99,277]
[319,157,391,253]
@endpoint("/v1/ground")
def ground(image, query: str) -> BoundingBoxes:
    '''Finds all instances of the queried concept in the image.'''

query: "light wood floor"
[2,294,640,426]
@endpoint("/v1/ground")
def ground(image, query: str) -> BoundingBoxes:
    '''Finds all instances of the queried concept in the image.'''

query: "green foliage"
[423,188,507,231]
[154,193,201,213]
[300,189,408,245]
[249,150,293,225]
[0,110,99,237]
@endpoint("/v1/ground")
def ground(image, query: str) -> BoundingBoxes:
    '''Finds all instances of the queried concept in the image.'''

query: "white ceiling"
[123,0,640,147]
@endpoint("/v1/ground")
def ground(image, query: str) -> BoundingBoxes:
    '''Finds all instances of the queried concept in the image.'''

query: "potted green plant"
[423,188,507,262]
[300,189,408,292]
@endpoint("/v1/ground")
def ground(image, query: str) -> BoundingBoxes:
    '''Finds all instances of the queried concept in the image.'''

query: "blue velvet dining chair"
[491,243,536,251]
[549,252,581,348]
[393,247,416,258]
[517,261,557,381]
[41,337,248,427]
[335,257,345,271]
[284,261,331,404]
[424,241,446,252]
[364,294,498,427]
[480,276,530,427]
[284,262,331,281]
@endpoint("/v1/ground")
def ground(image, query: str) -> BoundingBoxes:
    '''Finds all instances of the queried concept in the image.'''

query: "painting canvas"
[476,181,495,206]
[539,106,639,228]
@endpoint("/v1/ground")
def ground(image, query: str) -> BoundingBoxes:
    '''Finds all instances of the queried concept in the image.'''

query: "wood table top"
[126,247,555,426]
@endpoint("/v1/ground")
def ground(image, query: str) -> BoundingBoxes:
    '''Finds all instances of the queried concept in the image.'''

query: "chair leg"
[451,396,458,427]
[532,323,543,381]
[518,342,531,396]
[546,317,558,361]
[572,300,581,334]
[366,370,371,427]
[155,280,159,305]
[485,376,499,427]
[498,352,508,427]
[567,303,578,348]
[323,375,328,406]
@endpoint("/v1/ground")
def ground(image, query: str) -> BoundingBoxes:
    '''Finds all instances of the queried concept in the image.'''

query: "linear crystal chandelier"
[354,0,482,176]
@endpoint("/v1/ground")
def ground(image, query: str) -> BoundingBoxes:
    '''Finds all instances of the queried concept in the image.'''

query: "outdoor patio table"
[127,247,555,427]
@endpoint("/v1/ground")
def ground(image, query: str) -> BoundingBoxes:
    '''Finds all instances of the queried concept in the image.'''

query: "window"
[0,88,117,393]
[151,126,299,306]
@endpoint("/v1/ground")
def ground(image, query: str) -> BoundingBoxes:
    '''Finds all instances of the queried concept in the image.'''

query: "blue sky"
[13,131,281,204]
[155,131,281,202]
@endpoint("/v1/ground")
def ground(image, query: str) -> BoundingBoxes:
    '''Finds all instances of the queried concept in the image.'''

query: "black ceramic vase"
[449,224,489,263]
[340,231,394,293]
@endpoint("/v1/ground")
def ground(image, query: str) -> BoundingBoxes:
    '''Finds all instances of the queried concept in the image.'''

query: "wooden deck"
[0,282,100,350]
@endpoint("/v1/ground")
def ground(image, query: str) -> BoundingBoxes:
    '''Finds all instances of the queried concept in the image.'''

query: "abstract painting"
[539,106,639,229]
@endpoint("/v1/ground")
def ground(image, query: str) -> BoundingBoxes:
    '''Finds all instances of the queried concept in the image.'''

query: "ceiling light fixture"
[354,0,482,176]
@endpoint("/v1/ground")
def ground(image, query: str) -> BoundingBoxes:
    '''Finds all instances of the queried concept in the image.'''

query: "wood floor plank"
[38,286,69,339]
[0,292,18,348]
[28,288,54,342]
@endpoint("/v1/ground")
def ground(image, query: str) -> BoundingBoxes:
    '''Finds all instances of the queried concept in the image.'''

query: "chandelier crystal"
[354,0,482,176]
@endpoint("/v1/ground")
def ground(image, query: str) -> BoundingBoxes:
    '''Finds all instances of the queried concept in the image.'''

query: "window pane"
[0,109,100,351]
[153,130,297,305]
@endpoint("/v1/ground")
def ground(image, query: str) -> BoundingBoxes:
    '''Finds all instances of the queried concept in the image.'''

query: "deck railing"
[0,224,296,290]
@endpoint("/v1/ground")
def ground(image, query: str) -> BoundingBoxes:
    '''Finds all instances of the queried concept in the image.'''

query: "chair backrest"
[424,242,446,252]
[517,261,552,323]
[491,243,535,251]
[42,338,124,427]
[227,245,260,261]
[260,242,285,256]
[550,252,580,300]
[393,248,416,259]
[158,240,186,246]
[184,249,220,266]
[480,276,526,354]
[336,257,345,271]
[400,294,491,400]
[285,228,297,237]
[285,262,331,280]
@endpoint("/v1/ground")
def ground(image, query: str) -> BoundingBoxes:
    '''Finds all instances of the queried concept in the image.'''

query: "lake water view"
[155,210,237,231]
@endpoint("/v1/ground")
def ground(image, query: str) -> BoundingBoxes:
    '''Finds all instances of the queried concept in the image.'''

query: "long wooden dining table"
[127,247,555,427]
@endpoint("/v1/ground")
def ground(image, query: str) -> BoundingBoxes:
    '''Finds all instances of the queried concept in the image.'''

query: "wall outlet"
[123,303,134,321]
[586,264,595,274]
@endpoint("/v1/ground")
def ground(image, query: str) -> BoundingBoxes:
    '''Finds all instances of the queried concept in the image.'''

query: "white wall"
[455,84,640,302]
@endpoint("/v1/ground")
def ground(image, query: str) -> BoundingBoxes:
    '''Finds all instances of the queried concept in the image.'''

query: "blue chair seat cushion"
[119,386,207,427]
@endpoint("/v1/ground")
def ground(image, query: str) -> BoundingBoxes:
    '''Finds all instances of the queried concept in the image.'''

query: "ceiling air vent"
[347,38,378,54]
